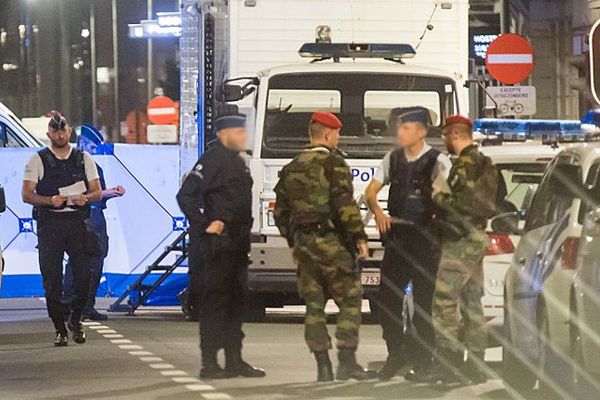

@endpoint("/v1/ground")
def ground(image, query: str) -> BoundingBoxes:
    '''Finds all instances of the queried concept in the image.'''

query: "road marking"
[172,377,203,384]
[103,334,124,339]
[111,339,132,344]
[119,344,143,350]
[149,363,175,369]
[140,357,163,362]
[88,323,232,398]
[160,370,188,376]
[129,351,153,356]
[81,321,101,326]
[185,384,216,391]
[202,393,232,399]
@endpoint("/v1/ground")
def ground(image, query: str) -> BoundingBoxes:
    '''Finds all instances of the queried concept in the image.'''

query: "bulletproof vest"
[283,148,333,226]
[387,147,440,224]
[35,148,89,215]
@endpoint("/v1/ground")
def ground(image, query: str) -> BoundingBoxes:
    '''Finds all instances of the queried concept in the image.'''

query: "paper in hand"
[58,181,87,206]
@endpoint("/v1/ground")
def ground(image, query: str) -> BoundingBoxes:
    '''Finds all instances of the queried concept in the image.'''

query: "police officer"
[418,115,498,385]
[365,107,452,381]
[22,111,102,346]
[63,127,126,321]
[177,112,265,380]
[274,112,374,382]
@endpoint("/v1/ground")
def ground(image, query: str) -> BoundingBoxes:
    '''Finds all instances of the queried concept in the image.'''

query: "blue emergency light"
[298,42,416,61]
[473,118,585,144]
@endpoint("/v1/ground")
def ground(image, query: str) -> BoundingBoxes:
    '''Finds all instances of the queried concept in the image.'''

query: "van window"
[261,72,456,159]
[364,91,441,127]
[579,161,600,223]
[525,157,582,232]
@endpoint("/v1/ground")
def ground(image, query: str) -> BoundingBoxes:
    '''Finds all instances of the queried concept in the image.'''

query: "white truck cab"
[0,102,43,148]
[222,43,466,312]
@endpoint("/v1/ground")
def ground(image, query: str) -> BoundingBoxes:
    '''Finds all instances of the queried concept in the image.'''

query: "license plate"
[361,271,381,286]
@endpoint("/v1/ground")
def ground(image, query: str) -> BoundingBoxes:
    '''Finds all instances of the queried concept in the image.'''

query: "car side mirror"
[491,212,522,235]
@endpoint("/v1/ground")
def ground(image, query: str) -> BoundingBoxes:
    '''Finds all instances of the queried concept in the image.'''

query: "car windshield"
[495,163,547,214]
[261,72,457,159]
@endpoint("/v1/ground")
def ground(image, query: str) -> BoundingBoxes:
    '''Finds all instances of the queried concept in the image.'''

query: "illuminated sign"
[473,34,498,60]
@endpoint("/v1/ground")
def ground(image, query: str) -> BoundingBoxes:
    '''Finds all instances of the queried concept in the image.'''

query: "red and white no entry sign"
[485,34,535,85]
[147,96,178,125]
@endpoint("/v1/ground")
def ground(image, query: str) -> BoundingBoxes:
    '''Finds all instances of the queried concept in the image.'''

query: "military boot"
[67,318,86,344]
[336,348,377,381]
[463,352,487,385]
[314,351,334,382]
[377,352,405,381]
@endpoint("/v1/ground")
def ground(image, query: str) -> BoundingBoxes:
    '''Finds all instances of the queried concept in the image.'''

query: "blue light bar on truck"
[473,119,585,144]
[298,43,416,60]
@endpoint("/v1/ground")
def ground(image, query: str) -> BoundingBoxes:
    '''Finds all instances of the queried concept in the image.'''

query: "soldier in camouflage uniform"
[274,112,375,382]
[416,115,498,385]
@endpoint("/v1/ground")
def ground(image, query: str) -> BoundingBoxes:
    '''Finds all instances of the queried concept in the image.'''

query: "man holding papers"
[22,111,102,347]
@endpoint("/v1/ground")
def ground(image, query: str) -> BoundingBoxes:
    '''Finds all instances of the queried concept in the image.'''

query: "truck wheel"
[502,292,536,395]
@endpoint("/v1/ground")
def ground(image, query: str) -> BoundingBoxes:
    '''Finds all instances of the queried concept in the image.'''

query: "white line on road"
[129,351,153,356]
[202,393,233,399]
[119,344,143,350]
[103,334,124,339]
[172,377,204,384]
[139,357,163,362]
[88,325,109,330]
[97,329,117,334]
[149,363,175,369]
[185,384,216,391]
[111,339,132,344]
[160,370,188,376]
[81,321,101,326]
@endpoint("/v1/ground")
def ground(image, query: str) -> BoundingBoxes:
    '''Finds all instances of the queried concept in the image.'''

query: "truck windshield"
[261,72,457,159]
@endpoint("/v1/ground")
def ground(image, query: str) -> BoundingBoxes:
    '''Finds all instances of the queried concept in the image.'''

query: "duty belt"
[295,220,335,235]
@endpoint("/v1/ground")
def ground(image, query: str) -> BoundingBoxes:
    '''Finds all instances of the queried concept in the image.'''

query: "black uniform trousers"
[198,230,249,360]
[375,223,441,367]
[187,232,205,317]
[37,212,91,330]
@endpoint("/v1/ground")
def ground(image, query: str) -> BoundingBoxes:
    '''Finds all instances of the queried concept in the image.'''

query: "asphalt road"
[0,298,516,400]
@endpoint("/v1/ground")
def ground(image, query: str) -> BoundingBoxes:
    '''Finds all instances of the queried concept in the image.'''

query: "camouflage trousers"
[293,230,363,352]
[432,229,489,354]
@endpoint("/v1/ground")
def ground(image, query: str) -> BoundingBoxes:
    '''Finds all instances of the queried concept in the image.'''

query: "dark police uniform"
[177,113,264,379]
[24,146,99,339]
[64,164,109,319]
[372,108,451,378]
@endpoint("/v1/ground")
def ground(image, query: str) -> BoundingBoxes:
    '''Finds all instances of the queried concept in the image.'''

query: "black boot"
[224,348,266,378]
[463,352,487,385]
[314,351,334,382]
[409,348,466,385]
[53,331,68,347]
[404,358,433,382]
[67,318,86,344]
[336,348,377,381]
[200,351,229,379]
[378,352,405,381]
[85,309,108,321]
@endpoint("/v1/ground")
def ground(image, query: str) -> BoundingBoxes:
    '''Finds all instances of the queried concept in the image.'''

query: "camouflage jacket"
[433,144,498,228]
[274,145,367,247]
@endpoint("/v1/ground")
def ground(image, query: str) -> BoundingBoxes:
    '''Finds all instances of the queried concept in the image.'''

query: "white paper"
[58,181,87,206]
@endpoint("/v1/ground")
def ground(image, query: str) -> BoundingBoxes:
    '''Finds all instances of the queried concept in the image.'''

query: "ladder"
[109,230,189,315]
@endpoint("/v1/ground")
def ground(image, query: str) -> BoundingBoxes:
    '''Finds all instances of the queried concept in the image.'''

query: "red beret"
[444,115,473,129]
[311,112,342,129]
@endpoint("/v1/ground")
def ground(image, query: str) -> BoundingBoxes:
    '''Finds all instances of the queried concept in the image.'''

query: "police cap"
[396,106,431,126]
[215,113,247,131]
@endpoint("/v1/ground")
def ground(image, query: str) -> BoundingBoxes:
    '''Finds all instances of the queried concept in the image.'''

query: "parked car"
[501,142,600,398]
[0,102,43,148]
